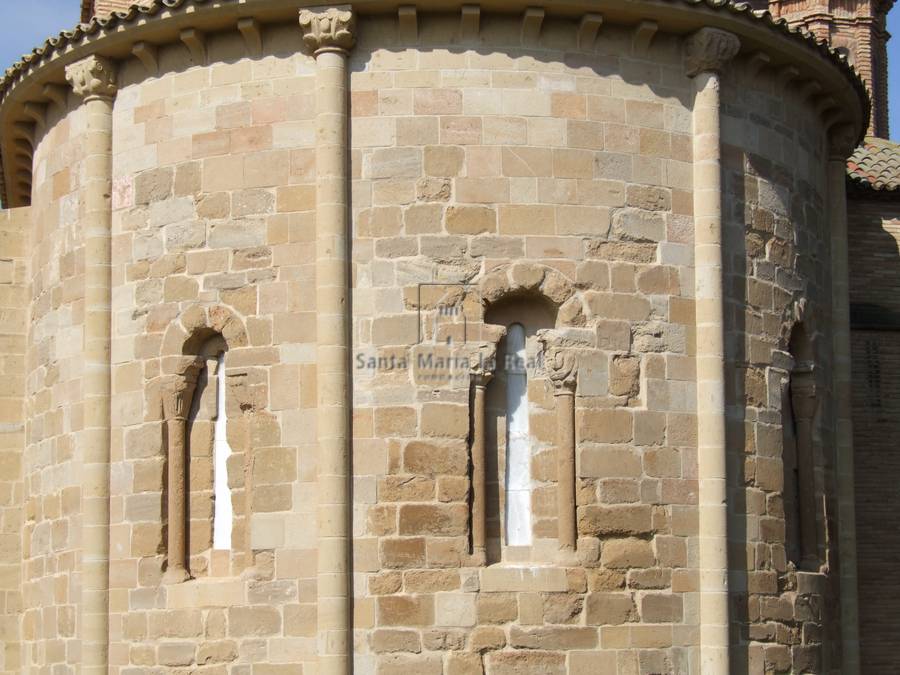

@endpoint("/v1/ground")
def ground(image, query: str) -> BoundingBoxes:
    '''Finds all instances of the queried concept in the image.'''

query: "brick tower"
[769,0,894,137]
[80,0,150,23]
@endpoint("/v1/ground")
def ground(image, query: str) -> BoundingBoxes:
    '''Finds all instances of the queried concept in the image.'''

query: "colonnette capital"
[65,55,118,100]
[299,7,357,55]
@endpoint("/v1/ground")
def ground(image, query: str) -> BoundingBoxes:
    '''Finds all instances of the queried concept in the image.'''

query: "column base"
[465,548,487,567]
[556,547,580,567]
[162,566,191,584]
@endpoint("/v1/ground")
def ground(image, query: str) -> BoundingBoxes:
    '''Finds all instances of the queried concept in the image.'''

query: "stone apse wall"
[0,4,867,675]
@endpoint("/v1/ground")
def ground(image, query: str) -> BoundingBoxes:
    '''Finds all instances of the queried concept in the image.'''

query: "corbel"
[633,20,658,57]
[398,5,417,42]
[13,139,32,156]
[578,13,603,51]
[521,7,544,44]
[815,96,838,117]
[461,5,480,41]
[23,102,47,130]
[238,18,262,57]
[744,51,770,81]
[180,28,207,66]
[16,182,31,202]
[800,79,822,101]
[132,41,159,75]
[776,65,800,92]
[821,110,846,131]
[14,147,32,164]
[42,83,67,108]
[12,121,34,145]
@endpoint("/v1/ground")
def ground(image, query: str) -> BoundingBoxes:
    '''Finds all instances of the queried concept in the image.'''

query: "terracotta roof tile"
[847,137,900,192]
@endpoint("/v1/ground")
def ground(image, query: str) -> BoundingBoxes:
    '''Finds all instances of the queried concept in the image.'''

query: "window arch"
[159,304,253,582]
[185,336,237,575]
[484,295,557,563]
[782,322,820,569]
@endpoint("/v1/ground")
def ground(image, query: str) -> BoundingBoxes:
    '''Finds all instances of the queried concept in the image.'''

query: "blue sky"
[1,2,900,138]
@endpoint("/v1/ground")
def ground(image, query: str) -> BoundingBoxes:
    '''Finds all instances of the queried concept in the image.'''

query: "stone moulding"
[0,0,870,207]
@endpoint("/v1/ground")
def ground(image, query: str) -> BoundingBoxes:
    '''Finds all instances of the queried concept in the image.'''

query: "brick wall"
[85,0,151,20]
[0,207,29,674]
[851,329,900,673]
[848,195,900,672]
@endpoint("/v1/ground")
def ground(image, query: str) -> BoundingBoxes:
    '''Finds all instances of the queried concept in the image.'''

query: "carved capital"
[160,358,203,421]
[827,123,858,160]
[65,55,118,101]
[684,28,741,77]
[538,335,577,393]
[299,6,357,55]
[470,342,498,387]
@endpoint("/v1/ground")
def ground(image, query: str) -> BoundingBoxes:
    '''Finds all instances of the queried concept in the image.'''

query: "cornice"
[0,0,871,207]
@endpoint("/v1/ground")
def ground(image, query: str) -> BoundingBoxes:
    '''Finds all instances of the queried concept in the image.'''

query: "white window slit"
[504,323,532,546]
[213,352,233,550]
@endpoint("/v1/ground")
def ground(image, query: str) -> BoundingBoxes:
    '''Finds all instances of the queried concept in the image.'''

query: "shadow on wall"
[846,196,900,673]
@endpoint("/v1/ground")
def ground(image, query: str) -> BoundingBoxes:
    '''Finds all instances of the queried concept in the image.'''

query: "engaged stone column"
[469,343,497,564]
[544,342,578,560]
[65,54,117,675]
[160,359,202,584]
[299,7,355,674]
[685,27,740,674]
[828,124,861,675]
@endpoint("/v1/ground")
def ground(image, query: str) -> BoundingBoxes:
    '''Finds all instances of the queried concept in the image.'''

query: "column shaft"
[314,47,351,675]
[829,149,861,675]
[166,417,189,580]
[81,94,114,675]
[692,69,730,673]
[555,391,576,554]
[472,383,488,558]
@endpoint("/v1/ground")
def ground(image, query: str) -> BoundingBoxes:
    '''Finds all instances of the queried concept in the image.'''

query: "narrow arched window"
[504,323,531,547]
[782,323,819,568]
[212,351,234,550]
[484,297,557,563]
[183,336,235,575]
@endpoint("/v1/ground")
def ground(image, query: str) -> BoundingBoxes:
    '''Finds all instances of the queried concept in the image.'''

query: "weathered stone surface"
[585,592,637,625]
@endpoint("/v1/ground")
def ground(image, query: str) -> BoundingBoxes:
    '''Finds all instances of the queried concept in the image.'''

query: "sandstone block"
[447,652,483,675]
[377,595,435,626]
[158,642,195,667]
[581,447,641,478]
[370,628,422,654]
[579,409,634,443]
[446,206,496,235]
[579,506,652,537]
[227,606,281,636]
[640,593,683,622]
[424,146,464,177]
[487,652,566,675]
[542,594,584,625]
[420,404,468,438]
[611,208,666,242]
[435,592,477,627]
[197,640,237,665]
[509,626,598,650]
[600,537,655,569]
[378,476,435,502]
[477,593,518,624]
[585,592,637,625]
[398,504,467,536]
